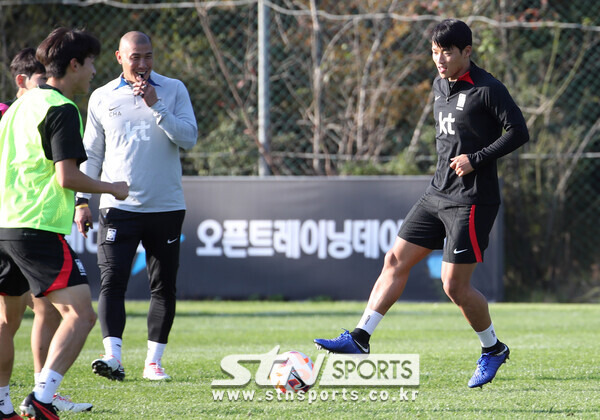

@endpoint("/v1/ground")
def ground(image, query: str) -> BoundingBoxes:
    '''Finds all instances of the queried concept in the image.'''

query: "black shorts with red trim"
[0,228,88,297]
[397,193,499,264]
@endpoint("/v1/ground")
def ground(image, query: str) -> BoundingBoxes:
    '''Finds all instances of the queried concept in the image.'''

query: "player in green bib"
[0,87,84,233]
[0,28,128,420]
[0,47,93,415]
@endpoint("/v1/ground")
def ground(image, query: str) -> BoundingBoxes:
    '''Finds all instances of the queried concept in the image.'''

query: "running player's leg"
[441,261,509,387]
[441,262,489,330]
[28,295,61,375]
[314,238,431,353]
[7,231,93,417]
[1,238,35,417]
[43,285,96,374]
[22,292,92,412]
[440,202,502,339]
[440,202,508,387]
[0,293,26,417]
[315,194,442,353]
[20,284,94,420]
[366,238,432,316]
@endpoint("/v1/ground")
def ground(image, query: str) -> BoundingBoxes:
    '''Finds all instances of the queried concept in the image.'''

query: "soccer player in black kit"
[314,18,529,388]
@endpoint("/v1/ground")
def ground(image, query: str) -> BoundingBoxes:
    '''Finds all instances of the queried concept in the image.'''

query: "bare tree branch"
[407,89,434,158]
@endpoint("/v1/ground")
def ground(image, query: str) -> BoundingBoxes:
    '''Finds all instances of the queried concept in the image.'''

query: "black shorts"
[0,228,88,297]
[397,193,499,264]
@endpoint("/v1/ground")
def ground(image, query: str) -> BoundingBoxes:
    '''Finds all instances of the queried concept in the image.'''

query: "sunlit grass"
[8,302,600,419]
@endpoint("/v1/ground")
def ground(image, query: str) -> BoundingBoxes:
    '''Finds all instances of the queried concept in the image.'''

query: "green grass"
[9,302,600,419]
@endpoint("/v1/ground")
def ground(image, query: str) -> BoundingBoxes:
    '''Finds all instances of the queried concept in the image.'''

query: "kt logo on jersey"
[438,112,455,135]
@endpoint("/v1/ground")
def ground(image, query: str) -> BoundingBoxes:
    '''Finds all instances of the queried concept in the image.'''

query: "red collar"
[458,71,474,85]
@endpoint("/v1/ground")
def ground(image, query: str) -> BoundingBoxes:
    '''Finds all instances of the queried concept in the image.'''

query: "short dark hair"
[36,27,101,78]
[431,19,472,51]
[9,48,45,79]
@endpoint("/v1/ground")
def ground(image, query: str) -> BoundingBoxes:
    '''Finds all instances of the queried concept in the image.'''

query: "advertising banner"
[67,177,503,301]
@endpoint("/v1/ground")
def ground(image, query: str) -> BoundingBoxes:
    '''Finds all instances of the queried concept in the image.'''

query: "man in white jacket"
[75,31,198,382]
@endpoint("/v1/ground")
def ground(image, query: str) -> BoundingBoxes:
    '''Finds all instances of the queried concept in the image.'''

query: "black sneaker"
[314,329,370,354]
[20,392,59,420]
[91,355,125,381]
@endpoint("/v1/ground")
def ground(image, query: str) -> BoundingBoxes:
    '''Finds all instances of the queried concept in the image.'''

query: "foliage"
[184,115,259,176]
[338,149,427,176]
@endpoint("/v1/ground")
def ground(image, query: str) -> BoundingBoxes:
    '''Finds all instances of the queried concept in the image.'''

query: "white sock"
[34,372,41,385]
[476,323,498,348]
[145,340,167,365]
[355,308,384,335]
[103,336,123,361]
[0,385,13,415]
[33,368,63,404]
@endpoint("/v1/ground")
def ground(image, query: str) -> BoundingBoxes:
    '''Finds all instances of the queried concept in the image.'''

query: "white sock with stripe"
[0,385,13,415]
[356,308,384,335]
[103,336,123,361]
[476,323,498,348]
[33,368,63,404]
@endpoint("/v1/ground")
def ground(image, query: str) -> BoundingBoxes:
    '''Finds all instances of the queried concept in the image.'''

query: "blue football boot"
[468,343,510,388]
[314,329,370,354]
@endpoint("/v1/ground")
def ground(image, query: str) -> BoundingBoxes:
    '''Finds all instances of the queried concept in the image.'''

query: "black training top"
[427,61,529,205]
[37,85,87,165]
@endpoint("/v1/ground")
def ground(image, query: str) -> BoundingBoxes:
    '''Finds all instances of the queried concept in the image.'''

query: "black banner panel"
[66,177,503,301]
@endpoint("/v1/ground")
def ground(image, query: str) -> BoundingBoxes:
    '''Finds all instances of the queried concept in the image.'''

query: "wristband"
[75,203,89,209]
[75,197,89,207]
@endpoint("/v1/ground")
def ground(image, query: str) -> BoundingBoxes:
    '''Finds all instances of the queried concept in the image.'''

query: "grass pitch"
[9,301,600,419]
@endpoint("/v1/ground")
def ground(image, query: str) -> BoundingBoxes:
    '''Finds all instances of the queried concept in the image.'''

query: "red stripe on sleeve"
[469,205,483,263]
[45,234,73,295]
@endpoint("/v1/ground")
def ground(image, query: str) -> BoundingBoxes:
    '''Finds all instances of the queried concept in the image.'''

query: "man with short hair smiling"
[75,31,197,382]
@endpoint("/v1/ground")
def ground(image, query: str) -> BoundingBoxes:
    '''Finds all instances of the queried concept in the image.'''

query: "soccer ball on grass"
[269,351,314,393]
